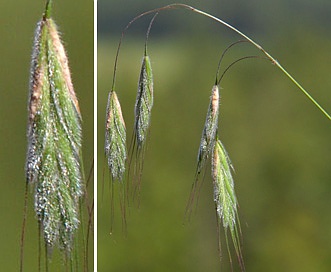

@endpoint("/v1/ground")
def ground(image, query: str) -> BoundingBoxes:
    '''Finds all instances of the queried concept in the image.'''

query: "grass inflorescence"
[186,79,244,270]
[23,1,85,268]
[134,53,154,148]
[105,13,157,220]
[104,4,331,270]
[186,84,220,217]
[104,90,127,231]
[212,138,244,271]
[105,90,127,182]
[130,51,154,198]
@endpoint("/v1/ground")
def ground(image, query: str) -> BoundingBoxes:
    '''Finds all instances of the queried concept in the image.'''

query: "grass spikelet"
[130,52,154,197]
[212,138,244,271]
[135,53,154,147]
[105,90,127,181]
[105,90,127,231]
[197,84,220,174]
[133,14,156,150]
[186,84,219,216]
[25,3,83,253]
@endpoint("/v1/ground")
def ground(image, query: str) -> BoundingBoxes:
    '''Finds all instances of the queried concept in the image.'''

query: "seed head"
[212,138,244,269]
[134,54,154,147]
[26,14,83,251]
[197,85,220,174]
[186,85,220,217]
[105,90,127,181]
[212,138,237,229]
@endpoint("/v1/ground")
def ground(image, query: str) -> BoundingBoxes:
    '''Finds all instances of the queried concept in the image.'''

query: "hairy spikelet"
[186,85,220,216]
[105,91,127,180]
[197,85,220,174]
[212,139,237,228]
[26,14,83,251]
[130,53,154,197]
[134,54,153,147]
[212,138,244,270]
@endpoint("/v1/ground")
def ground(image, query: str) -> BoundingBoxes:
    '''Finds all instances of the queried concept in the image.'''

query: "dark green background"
[98,1,331,271]
[0,1,93,270]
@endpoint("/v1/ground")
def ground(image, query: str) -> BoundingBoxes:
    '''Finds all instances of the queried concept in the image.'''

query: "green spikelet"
[134,54,154,147]
[105,90,127,181]
[130,52,154,197]
[186,85,220,217]
[25,4,83,251]
[197,84,220,174]
[212,139,237,229]
[212,138,244,270]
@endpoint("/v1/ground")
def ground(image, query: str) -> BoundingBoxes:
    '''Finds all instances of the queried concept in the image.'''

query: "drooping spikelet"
[212,139,237,229]
[130,53,154,197]
[134,54,154,148]
[26,9,83,251]
[186,85,220,216]
[212,138,244,270]
[196,84,220,174]
[105,90,127,181]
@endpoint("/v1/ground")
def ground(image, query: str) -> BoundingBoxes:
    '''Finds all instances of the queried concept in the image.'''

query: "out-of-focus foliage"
[98,1,331,271]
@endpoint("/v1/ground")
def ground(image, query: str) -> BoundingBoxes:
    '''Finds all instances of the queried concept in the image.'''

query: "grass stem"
[185,4,331,120]
[113,3,331,121]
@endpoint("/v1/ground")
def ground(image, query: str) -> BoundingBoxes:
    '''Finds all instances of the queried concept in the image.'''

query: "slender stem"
[144,13,159,56]
[111,4,186,91]
[112,3,331,120]
[111,12,159,91]
[275,62,331,120]
[218,56,269,86]
[183,4,331,120]
[215,40,249,84]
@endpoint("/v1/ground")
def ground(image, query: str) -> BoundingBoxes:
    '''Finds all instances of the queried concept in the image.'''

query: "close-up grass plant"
[98,1,331,271]
[25,0,84,252]
[9,1,94,271]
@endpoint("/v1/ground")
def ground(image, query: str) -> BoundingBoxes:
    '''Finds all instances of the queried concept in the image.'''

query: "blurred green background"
[0,1,93,270]
[98,1,331,271]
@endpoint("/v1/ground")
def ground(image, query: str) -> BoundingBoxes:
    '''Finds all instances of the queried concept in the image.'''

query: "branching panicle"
[103,4,331,271]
